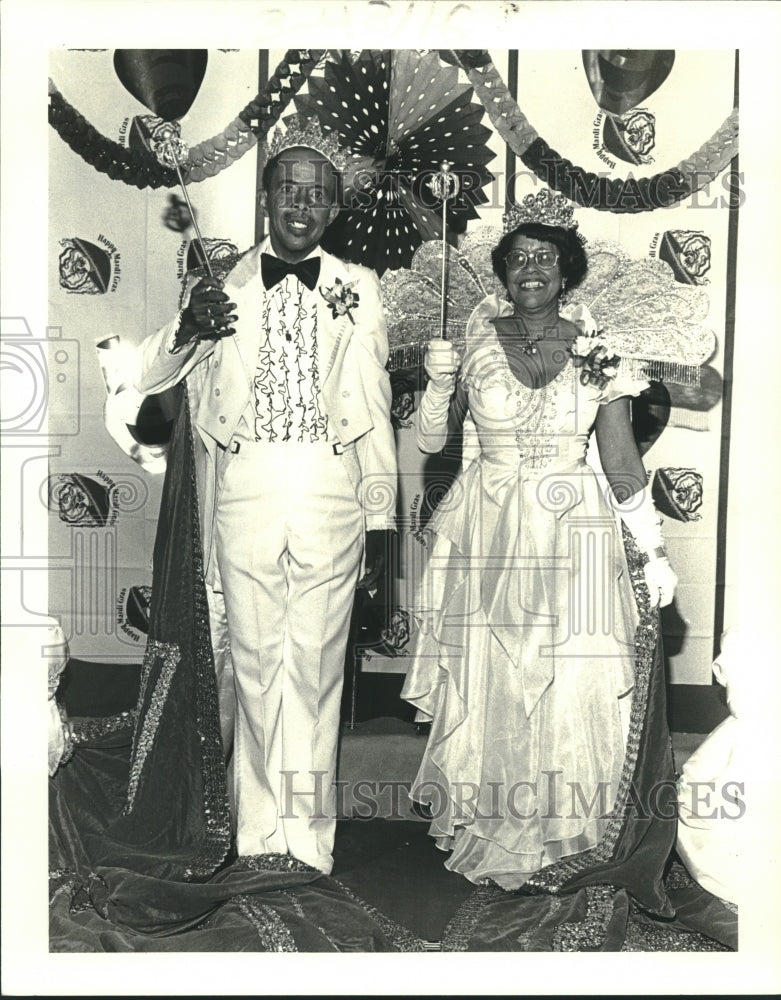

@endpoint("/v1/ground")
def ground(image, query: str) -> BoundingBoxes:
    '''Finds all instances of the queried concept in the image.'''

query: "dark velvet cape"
[49,384,423,951]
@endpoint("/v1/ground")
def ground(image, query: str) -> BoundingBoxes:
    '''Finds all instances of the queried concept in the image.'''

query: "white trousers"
[215,439,363,873]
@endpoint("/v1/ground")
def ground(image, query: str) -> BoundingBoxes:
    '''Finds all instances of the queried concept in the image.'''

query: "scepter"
[426,161,460,341]
[157,137,215,278]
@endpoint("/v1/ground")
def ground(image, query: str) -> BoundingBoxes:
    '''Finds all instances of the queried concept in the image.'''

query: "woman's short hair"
[491,223,588,292]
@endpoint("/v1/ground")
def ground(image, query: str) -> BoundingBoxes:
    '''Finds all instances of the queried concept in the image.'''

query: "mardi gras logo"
[177,237,239,277]
[657,231,712,286]
[49,472,118,527]
[127,115,183,157]
[117,584,153,641]
[380,609,412,654]
[652,467,704,522]
[602,108,656,165]
[356,605,413,657]
[58,236,120,295]
[390,370,418,429]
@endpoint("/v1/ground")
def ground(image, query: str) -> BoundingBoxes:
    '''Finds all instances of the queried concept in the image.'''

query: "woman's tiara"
[502,189,578,233]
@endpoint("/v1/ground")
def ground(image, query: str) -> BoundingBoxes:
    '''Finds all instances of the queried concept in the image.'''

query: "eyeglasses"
[504,249,560,270]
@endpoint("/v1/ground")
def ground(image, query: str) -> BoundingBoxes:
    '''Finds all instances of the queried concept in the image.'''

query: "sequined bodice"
[462,338,599,476]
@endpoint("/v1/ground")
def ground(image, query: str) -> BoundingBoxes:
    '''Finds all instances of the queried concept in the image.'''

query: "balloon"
[129,392,176,446]
[583,50,675,115]
[114,49,208,121]
[632,381,671,456]
[666,365,723,412]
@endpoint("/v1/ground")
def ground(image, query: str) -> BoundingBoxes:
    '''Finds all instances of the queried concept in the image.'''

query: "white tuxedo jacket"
[135,245,397,578]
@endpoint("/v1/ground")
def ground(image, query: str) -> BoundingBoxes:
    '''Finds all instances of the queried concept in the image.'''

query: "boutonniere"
[569,334,620,390]
[319,278,360,324]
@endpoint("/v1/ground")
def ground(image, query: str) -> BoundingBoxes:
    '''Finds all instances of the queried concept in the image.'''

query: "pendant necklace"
[521,334,543,356]
[516,315,550,355]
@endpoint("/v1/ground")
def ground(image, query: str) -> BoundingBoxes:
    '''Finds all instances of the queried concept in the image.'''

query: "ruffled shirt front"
[252,242,329,443]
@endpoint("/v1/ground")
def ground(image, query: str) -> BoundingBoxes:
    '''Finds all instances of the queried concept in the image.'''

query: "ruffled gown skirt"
[401,455,639,888]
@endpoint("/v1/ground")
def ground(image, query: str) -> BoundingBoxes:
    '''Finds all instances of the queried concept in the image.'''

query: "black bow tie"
[261,253,321,292]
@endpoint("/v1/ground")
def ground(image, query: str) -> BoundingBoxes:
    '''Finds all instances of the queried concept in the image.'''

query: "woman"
[401,190,678,890]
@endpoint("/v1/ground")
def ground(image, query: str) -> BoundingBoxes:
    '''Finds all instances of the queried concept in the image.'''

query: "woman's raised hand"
[424,338,461,392]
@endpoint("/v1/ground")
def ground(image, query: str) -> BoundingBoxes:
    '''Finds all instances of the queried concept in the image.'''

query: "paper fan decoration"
[381,232,716,381]
[295,50,495,275]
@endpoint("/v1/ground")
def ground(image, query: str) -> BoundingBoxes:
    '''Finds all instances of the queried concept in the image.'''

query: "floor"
[329,713,709,944]
[58,659,718,949]
[332,817,474,944]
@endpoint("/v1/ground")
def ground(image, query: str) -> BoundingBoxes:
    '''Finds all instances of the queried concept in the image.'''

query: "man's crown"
[263,114,350,172]
[502,188,578,233]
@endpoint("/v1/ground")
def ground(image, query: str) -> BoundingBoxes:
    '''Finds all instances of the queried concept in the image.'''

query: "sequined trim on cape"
[124,640,181,813]
[621,903,731,952]
[235,853,319,874]
[439,882,497,952]
[552,885,615,951]
[70,710,137,745]
[181,387,233,879]
[330,879,427,953]
[234,895,298,952]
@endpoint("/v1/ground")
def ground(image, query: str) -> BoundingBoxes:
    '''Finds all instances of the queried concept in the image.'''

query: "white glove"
[643,556,678,609]
[612,487,678,608]
[416,339,462,453]
[424,338,461,390]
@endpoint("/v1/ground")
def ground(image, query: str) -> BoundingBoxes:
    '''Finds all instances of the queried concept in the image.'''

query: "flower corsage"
[319,278,360,324]
[569,334,620,390]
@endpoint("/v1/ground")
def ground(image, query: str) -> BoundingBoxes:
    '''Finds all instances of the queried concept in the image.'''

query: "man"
[135,119,397,875]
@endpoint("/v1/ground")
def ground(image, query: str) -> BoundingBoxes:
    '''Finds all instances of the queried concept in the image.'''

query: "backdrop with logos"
[46,48,737,693]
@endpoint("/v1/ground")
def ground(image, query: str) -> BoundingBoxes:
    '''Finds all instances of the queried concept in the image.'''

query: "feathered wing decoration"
[381,226,505,368]
[381,231,716,382]
[564,239,715,384]
[296,50,495,275]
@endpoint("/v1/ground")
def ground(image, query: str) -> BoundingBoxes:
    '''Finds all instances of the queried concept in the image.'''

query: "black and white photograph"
[1,1,780,994]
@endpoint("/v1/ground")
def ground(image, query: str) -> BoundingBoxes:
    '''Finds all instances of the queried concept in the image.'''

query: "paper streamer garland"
[49,47,737,207]
[446,51,738,213]
[48,49,323,189]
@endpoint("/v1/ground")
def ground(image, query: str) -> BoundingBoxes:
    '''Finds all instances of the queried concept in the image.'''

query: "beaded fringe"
[389,341,703,387]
